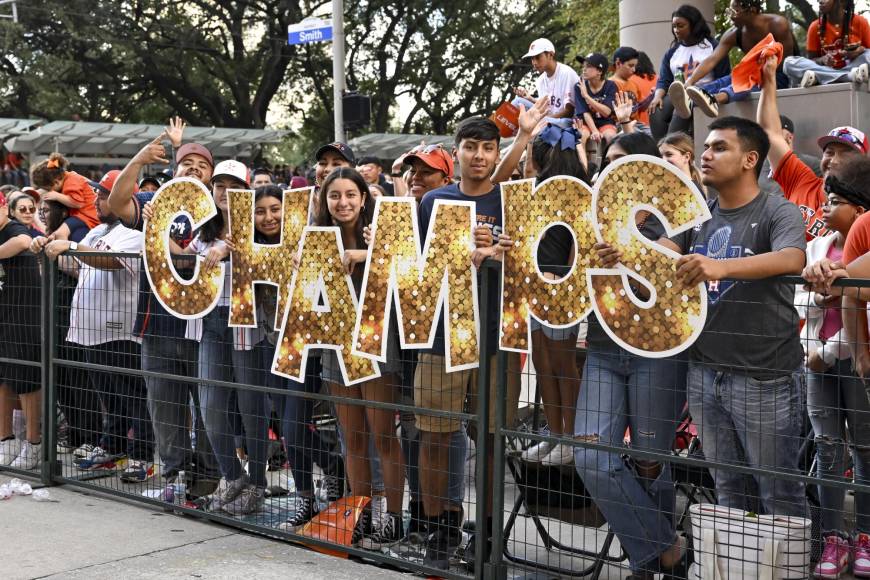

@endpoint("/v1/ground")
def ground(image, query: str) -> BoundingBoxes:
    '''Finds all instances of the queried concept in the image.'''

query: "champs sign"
[143,155,711,384]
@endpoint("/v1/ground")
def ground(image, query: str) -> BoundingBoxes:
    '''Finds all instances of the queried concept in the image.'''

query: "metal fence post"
[474,261,493,580]
[489,347,508,580]
[39,255,59,485]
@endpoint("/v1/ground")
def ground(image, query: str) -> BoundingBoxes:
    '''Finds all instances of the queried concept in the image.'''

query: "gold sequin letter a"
[143,177,223,319]
[226,187,309,329]
[272,227,379,385]
[352,198,478,372]
[587,155,711,357]
[500,177,598,352]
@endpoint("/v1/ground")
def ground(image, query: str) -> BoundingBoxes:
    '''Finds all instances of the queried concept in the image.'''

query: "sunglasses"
[832,129,863,147]
[410,143,446,155]
[15,206,36,214]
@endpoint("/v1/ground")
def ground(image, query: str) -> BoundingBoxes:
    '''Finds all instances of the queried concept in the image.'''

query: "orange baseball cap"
[88,169,135,195]
[405,145,454,179]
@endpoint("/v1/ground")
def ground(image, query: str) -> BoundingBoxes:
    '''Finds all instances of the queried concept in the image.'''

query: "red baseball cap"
[405,145,454,179]
[818,126,869,155]
[88,170,136,195]
[21,186,40,202]
[175,143,215,167]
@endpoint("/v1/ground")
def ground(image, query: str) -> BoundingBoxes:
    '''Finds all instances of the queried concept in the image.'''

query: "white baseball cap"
[523,38,555,58]
[211,159,250,187]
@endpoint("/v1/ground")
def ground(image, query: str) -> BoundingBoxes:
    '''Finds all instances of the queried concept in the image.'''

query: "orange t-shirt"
[630,74,657,126]
[610,76,641,122]
[807,14,870,55]
[844,212,870,265]
[773,151,828,240]
[62,171,99,228]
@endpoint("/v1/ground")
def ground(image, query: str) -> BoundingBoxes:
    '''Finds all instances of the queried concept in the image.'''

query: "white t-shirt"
[669,42,717,85]
[184,234,263,349]
[535,63,580,116]
[67,222,144,346]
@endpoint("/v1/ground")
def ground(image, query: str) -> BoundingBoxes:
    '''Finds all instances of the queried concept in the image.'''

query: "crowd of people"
[4,0,870,578]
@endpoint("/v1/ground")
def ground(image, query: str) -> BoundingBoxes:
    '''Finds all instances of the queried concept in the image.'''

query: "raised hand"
[518,96,550,136]
[613,91,633,124]
[132,131,170,166]
[166,117,186,149]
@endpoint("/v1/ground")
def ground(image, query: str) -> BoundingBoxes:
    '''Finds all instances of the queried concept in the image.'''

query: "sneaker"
[221,485,265,516]
[815,535,850,579]
[668,81,692,119]
[462,532,493,573]
[687,86,719,117]
[10,440,41,470]
[854,533,870,578]
[521,440,555,463]
[801,70,819,88]
[73,447,126,470]
[323,474,343,502]
[361,512,404,550]
[120,460,156,484]
[423,526,452,570]
[542,443,575,466]
[278,495,319,532]
[0,437,22,466]
[352,507,373,545]
[211,474,250,510]
[850,63,870,85]
[72,443,95,459]
[370,495,387,535]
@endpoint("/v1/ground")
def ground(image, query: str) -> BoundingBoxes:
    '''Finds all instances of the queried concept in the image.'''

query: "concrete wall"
[619,0,716,64]
[692,84,870,160]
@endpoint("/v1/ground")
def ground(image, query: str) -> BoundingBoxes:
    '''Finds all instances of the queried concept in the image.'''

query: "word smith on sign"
[287,18,333,45]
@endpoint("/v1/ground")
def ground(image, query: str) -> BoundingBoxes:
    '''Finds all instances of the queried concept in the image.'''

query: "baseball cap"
[584,53,609,73]
[289,176,309,189]
[818,126,869,154]
[211,159,251,187]
[21,186,40,202]
[175,143,215,167]
[405,145,454,179]
[315,142,356,165]
[138,175,162,190]
[523,38,555,59]
[779,115,795,134]
[88,170,131,195]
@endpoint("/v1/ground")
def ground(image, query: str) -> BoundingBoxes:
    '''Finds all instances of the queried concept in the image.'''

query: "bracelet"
[619,120,631,125]
[390,172,403,177]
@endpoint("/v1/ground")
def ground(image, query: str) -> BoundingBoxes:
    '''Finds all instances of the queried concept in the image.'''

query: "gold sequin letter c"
[143,177,223,319]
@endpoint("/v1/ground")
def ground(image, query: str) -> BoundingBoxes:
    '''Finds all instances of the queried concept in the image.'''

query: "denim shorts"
[530,318,581,341]
[320,324,403,385]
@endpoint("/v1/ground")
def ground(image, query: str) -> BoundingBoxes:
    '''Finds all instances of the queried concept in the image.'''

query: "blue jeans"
[198,307,270,489]
[784,53,870,86]
[807,357,870,534]
[573,345,685,572]
[687,363,807,517]
[700,69,790,103]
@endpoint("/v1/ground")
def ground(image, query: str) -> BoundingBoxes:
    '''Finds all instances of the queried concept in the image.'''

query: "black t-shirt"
[0,220,40,328]
[537,225,574,277]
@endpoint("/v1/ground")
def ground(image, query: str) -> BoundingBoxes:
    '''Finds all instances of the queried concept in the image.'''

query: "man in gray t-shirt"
[598,116,808,518]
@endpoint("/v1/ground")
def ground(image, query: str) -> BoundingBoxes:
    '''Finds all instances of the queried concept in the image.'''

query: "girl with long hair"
[658,132,707,196]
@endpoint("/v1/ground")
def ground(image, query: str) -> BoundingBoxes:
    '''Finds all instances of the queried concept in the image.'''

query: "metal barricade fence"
[4,252,870,579]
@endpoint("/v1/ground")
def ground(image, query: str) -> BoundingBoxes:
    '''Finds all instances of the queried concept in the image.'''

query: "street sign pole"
[332,0,346,142]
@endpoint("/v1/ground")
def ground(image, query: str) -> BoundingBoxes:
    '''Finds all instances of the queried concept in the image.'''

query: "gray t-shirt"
[671,192,806,378]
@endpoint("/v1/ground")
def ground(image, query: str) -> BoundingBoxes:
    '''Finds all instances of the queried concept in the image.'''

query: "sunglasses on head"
[411,143,445,155]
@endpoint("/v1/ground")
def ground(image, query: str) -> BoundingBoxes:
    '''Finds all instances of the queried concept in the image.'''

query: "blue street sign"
[288,18,333,45]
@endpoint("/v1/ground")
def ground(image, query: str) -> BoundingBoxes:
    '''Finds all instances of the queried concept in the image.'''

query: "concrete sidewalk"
[0,475,407,580]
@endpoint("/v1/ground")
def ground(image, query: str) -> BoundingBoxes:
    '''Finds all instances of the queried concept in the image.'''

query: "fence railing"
[4,251,870,579]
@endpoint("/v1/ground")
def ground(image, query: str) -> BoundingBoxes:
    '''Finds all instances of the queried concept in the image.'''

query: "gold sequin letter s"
[143,177,223,319]
[272,227,379,386]
[500,177,598,352]
[227,187,310,328]
[352,198,478,372]
[588,155,711,357]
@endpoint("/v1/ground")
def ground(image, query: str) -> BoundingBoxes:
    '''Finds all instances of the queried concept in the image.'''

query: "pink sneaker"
[854,533,870,578]
[815,535,850,579]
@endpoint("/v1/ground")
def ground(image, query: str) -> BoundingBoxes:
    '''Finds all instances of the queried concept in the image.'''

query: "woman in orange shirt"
[784,0,870,87]
[30,153,99,229]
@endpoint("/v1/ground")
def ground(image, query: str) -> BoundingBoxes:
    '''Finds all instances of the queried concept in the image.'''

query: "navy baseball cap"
[315,142,356,165]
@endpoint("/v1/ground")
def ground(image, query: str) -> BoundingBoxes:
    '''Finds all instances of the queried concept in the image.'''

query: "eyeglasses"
[821,199,851,208]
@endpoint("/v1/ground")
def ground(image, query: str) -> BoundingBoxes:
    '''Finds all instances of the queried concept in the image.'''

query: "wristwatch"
[68,242,78,252]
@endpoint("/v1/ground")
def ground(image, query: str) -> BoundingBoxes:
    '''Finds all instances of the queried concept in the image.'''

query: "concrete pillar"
[619,0,716,63]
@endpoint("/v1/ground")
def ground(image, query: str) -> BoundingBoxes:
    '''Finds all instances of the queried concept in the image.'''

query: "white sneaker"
[0,437,22,466]
[10,440,41,470]
[686,86,719,117]
[73,442,95,459]
[850,63,869,84]
[520,440,556,463]
[668,81,692,119]
[800,70,818,88]
[541,443,575,466]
